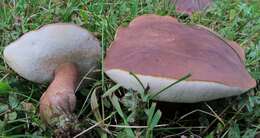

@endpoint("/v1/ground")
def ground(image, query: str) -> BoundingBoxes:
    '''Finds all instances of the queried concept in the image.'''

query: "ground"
[0,0,259,137]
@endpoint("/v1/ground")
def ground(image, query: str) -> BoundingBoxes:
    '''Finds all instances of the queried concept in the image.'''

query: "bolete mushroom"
[172,0,212,15]
[4,23,100,126]
[104,14,256,103]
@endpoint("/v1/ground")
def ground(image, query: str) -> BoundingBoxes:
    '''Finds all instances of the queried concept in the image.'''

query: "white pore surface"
[4,23,100,83]
[106,69,247,103]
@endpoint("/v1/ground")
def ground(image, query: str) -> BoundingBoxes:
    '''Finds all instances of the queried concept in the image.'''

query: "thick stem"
[39,63,79,126]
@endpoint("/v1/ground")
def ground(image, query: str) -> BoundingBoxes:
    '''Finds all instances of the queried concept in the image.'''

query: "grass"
[0,0,259,137]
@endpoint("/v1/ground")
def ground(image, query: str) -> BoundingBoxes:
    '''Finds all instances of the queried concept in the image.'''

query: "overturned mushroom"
[172,0,212,15]
[4,23,100,127]
[104,14,256,103]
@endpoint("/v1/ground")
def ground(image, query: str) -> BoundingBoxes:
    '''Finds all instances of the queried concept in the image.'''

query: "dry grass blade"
[75,66,96,93]
[73,113,115,138]
[104,124,169,129]
[176,109,216,122]
[204,103,225,126]
[200,104,231,136]
[163,129,190,138]
[90,88,102,123]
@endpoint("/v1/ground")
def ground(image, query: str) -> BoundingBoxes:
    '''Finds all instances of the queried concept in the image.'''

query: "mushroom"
[104,14,256,103]
[4,23,100,126]
[172,0,212,15]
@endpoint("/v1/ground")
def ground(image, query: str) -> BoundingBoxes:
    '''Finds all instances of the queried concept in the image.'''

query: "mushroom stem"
[39,63,79,126]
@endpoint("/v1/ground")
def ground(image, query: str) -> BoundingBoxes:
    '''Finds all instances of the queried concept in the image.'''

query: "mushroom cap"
[172,0,212,15]
[104,15,256,103]
[4,23,100,83]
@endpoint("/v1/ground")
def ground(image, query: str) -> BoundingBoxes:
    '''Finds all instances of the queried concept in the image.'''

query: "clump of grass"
[0,0,259,137]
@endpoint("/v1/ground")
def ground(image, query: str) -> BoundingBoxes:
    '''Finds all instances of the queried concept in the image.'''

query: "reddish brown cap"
[172,0,212,15]
[104,15,256,102]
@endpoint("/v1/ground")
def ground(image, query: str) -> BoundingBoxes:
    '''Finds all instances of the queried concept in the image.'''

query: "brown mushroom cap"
[104,14,256,103]
[172,0,212,15]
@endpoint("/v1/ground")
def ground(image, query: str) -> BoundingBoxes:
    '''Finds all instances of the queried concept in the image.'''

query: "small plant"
[91,72,190,137]
[0,81,43,137]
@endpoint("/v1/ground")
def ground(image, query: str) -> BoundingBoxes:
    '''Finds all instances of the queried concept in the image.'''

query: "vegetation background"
[0,0,259,137]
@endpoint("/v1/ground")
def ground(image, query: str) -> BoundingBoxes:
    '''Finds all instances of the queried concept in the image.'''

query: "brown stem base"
[39,63,80,136]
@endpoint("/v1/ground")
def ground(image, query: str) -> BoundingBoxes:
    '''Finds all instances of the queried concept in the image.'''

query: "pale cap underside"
[106,69,245,103]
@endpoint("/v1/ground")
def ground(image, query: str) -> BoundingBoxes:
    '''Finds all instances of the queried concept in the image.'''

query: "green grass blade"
[150,73,191,99]
[110,95,135,137]
[102,84,121,98]
[129,72,146,91]
[0,82,12,95]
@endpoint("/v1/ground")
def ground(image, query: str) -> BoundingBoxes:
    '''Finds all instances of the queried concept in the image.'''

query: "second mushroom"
[104,14,256,103]
[172,0,213,15]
